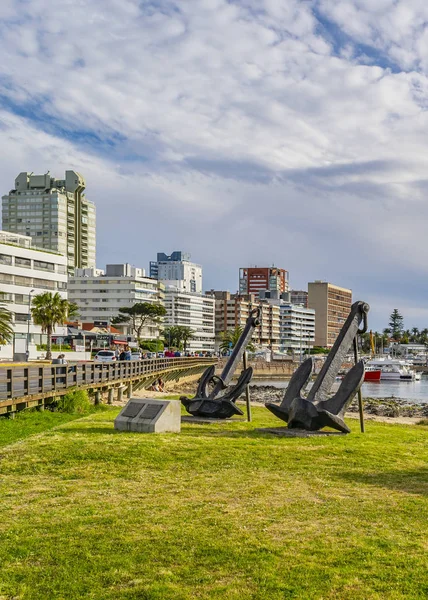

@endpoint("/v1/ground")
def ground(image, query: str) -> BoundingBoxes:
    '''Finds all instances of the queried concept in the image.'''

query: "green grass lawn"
[0,406,427,599]
[0,410,87,448]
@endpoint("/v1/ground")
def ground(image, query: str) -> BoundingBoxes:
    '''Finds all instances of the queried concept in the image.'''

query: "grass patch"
[0,408,427,599]
[0,410,85,448]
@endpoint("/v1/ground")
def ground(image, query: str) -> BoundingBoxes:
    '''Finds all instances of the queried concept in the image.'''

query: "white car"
[130,351,142,360]
[94,350,117,363]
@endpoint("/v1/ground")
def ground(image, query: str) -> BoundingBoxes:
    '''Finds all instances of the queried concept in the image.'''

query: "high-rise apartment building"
[239,267,289,295]
[68,264,165,340]
[0,230,67,359]
[2,171,96,275]
[308,281,352,348]
[290,290,308,308]
[150,251,202,293]
[164,290,215,352]
[206,291,281,351]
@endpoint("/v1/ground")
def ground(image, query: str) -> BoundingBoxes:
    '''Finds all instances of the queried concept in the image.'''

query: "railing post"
[24,367,29,396]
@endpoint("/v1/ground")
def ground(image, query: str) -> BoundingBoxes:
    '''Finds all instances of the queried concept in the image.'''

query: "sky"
[1,0,428,331]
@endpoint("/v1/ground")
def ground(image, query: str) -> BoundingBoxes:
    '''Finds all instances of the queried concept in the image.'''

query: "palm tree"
[220,326,255,354]
[0,300,13,345]
[179,326,195,352]
[32,292,78,359]
[411,327,420,343]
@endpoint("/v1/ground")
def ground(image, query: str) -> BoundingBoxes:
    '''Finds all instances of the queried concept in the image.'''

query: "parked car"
[130,351,142,360]
[94,350,117,363]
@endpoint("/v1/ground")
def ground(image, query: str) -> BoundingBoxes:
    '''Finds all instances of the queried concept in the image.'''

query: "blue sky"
[1,0,428,330]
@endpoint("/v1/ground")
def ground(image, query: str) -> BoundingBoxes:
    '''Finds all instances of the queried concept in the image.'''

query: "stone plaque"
[140,404,163,420]
[122,402,144,418]
[114,398,181,434]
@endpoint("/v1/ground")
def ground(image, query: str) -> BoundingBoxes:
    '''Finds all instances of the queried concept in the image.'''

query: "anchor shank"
[307,301,368,404]
[210,308,260,399]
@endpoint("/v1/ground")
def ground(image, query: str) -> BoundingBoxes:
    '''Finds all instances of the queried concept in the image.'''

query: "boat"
[366,358,416,381]
[364,367,382,382]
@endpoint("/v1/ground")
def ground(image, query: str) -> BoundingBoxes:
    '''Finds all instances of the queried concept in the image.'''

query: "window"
[34,260,55,272]
[15,257,31,268]
[14,313,28,323]
[15,275,32,286]
[0,254,12,265]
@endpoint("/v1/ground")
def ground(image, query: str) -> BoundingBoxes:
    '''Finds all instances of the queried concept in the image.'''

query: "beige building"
[206,291,280,351]
[308,281,352,348]
[2,171,96,275]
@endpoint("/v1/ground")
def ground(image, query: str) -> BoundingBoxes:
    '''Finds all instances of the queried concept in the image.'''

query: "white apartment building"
[0,231,68,357]
[278,303,315,354]
[150,251,202,293]
[68,264,165,339]
[164,289,215,352]
[2,171,96,275]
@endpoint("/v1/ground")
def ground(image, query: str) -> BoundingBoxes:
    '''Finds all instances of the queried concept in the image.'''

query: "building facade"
[308,281,352,348]
[150,251,202,293]
[2,171,96,275]
[164,290,215,352]
[239,266,289,295]
[290,289,308,308]
[206,291,280,352]
[0,231,68,353]
[68,264,165,340]
[278,303,315,354]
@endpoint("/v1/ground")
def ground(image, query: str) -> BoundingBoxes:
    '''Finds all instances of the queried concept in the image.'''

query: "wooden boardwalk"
[0,357,216,415]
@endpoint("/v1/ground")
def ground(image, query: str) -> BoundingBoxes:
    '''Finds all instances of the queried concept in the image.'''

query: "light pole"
[26,289,35,362]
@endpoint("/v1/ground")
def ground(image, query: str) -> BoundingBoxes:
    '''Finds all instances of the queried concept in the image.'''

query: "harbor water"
[252,376,428,404]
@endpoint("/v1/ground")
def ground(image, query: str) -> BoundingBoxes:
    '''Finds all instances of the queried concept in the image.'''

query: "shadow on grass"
[337,467,428,497]
[58,426,119,435]
[57,422,339,442]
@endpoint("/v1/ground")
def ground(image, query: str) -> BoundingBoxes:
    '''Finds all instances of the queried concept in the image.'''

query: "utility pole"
[25,289,35,362]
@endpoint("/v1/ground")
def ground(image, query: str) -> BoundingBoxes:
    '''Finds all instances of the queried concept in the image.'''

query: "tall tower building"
[308,281,352,348]
[239,266,289,295]
[150,251,202,293]
[2,171,96,275]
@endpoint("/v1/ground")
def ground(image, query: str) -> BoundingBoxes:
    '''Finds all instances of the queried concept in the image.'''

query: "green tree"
[411,327,420,342]
[219,326,255,354]
[163,325,195,351]
[32,292,78,359]
[112,303,166,341]
[180,326,195,352]
[0,299,13,345]
[388,309,404,340]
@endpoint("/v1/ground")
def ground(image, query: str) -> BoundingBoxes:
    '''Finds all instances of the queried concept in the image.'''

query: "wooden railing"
[0,357,216,403]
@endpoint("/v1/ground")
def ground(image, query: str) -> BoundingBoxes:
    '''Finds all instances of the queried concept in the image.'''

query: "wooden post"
[117,386,124,402]
[353,337,365,433]
[94,390,101,406]
[127,382,133,398]
[243,352,252,422]
[108,388,114,405]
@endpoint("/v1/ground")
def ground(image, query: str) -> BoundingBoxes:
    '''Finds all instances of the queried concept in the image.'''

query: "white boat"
[366,358,417,381]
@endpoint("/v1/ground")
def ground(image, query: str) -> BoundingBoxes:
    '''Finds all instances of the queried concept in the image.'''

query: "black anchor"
[181,308,260,419]
[266,301,369,433]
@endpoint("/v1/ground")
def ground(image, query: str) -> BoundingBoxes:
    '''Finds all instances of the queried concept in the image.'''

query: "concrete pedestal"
[114,398,181,433]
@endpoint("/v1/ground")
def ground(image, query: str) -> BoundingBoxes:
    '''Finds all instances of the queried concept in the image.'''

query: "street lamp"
[26,289,35,362]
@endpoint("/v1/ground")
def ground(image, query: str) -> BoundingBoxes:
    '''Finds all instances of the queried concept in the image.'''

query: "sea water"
[252,376,428,404]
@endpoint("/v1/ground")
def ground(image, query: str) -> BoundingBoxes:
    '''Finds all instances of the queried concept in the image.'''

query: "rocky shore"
[248,385,428,418]
[165,381,428,420]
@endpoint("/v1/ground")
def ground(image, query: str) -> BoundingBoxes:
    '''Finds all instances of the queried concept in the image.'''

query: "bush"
[308,346,330,355]
[57,389,91,414]
[140,339,164,352]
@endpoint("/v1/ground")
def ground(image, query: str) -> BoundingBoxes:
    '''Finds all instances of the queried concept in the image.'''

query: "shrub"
[140,339,164,352]
[57,389,91,414]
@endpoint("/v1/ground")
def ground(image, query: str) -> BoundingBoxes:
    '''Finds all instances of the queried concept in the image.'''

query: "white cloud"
[1,1,428,328]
